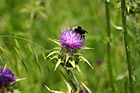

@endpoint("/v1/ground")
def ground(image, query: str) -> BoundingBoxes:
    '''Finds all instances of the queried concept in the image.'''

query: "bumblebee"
[74,26,88,38]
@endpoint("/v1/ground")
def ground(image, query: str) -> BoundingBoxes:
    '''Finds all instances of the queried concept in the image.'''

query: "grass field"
[0,0,140,93]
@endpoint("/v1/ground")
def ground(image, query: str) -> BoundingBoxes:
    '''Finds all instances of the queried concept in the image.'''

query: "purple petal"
[79,88,83,93]
[84,91,88,93]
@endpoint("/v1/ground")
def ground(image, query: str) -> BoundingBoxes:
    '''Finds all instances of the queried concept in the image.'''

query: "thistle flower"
[79,87,88,93]
[0,67,15,89]
[59,28,85,51]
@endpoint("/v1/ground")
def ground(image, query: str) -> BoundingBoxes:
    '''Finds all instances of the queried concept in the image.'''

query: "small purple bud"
[79,87,83,93]
[79,87,88,93]
[0,67,15,89]
[84,91,88,93]
[96,59,103,65]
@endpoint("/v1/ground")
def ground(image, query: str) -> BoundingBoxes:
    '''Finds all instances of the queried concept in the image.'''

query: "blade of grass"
[105,0,116,92]
[41,49,50,72]
[0,46,13,68]
[0,35,49,52]
[0,55,4,64]
[14,47,29,74]
[14,39,29,74]
[27,43,41,72]
[14,39,20,49]
[121,0,134,93]
[81,82,92,93]
[33,50,41,72]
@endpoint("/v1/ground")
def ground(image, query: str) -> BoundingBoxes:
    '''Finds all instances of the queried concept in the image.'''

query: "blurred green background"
[0,0,140,93]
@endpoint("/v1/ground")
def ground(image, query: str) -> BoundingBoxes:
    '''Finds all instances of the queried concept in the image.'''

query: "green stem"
[132,14,140,55]
[121,0,134,93]
[105,0,115,92]
[58,65,80,92]
[63,66,80,88]
[124,78,128,93]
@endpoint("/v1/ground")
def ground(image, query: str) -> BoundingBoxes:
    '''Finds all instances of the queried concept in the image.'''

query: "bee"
[74,26,88,39]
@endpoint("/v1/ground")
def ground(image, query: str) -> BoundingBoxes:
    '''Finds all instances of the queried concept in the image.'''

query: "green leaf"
[27,43,41,72]
[1,46,8,56]
[11,89,21,93]
[112,23,123,30]
[0,46,13,66]
[54,59,63,71]
[0,55,4,64]
[4,64,7,70]
[49,55,58,61]
[48,47,61,52]
[44,85,64,93]
[81,82,92,93]
[82,47,94,50]
[69,60,75,69]
[41,49,50,73]
[65,53,70,64]
[16,78,26,82]
[79,56,94,70]
[27,43,32,53]
[14,47,24,60]
[63,78,72,93]
[46,50,60,58]
[116,72,128,81]
[41,49,46,59]
[14,39,20,49]
[58,67,78,91]
[76,65,82,74]
[114,2,121,9]
[14,47,29,74]
[73,53,82,56]
[33,50,41,72]
[0,46,4,52]
[48,38,61,46]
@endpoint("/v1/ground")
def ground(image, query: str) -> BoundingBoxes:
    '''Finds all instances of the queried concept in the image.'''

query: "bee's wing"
[82,29,88,33]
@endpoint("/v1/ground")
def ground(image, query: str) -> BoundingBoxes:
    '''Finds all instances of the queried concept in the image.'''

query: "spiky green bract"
[46,39,93,72]
[44,85,64,93]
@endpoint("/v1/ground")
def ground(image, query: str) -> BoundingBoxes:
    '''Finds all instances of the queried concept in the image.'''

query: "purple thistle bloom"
[79,87,88,93]
[59,28,85,51]
[0,67,15,88]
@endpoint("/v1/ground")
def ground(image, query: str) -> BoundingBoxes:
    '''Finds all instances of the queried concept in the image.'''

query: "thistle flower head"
[0,67,15,88]
[59,28,85,51]
[79,87,88,93]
